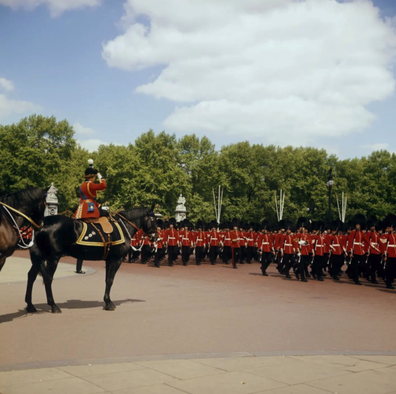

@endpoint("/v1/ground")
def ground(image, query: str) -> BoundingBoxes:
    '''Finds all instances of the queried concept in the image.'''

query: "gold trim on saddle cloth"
[76,222,125,247]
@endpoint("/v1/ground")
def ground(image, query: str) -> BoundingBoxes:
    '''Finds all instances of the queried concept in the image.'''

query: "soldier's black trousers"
[222,246,231,263]
[385,257,396,286]
[231,248,240,268]
[168,245,178,266]
[261,252,272,273]
[329,254,344,278]
[182,246,191,265]
[283,253,295,276]
[141,245,152,264]
[128,248,140,262]
[367,254,382,282]
[246,246,255,263]
[350,254,367,282]
[313,255,324,279]
[209,246,218,264]
[154,248,165,266]
[240,246,246,263]
[195,246,204,265]
[300,255,311,280]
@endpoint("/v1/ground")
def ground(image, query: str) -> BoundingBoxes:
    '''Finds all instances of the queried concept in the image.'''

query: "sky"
[0,0,396,159]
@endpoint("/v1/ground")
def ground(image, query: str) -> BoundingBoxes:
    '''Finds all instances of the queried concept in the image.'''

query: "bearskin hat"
[352,213,366,227]
[383,214,396,230]
[84,167,98,178]
[196,219,204,230]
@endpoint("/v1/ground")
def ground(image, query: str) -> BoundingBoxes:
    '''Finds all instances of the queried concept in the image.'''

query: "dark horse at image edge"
[26,206,157,313]
[0,187,47,271]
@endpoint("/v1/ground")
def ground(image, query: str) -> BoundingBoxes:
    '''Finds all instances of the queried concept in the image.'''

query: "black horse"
[0,187,47,272]
[25,207,157,313]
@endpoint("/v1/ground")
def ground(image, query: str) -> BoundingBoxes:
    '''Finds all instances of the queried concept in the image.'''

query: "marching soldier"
[230,219,241,269]
[194,220,206,265]
[347,214,367,285]
[281,222,297,279]
[257,222,274,276]
[364,218,383,284]
[154,220,165,267]
[221,222,232,264]
[180,220,194,266]
[166,218,180,267]
[208,221,221,265]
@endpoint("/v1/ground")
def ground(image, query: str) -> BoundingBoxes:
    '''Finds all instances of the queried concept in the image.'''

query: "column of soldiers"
[124,215,396,290]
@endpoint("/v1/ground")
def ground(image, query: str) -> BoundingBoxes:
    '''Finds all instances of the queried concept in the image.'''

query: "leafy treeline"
[1,115,395,223]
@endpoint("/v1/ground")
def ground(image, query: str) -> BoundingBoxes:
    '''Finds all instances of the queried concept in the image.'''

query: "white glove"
[97,172,102,181]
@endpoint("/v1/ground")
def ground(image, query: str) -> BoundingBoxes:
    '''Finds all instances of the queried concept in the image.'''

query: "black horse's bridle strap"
[115,212,141,232]
[0,202,43,229]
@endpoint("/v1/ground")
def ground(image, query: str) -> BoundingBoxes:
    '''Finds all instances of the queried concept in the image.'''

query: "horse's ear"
[150,203,155,212]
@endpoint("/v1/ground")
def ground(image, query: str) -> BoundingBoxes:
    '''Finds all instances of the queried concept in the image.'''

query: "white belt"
[169,237,175,239]
[212,238,218,240]
[354,243,362,245]
[316,245,324,247]
[285,244,292,246]
[262,242,269,245]
[225,238,230,240]
[333,244,340,246]
[197,239,203,241]
[388,244,395,247]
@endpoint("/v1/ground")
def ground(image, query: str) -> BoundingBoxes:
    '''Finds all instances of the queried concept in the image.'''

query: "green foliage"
[1,115,396,224]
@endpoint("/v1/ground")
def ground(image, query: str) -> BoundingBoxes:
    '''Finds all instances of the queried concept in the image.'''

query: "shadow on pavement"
[0,298,145,324]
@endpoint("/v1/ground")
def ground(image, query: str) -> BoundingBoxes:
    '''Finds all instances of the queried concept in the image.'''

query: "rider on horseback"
[74,160,107,219]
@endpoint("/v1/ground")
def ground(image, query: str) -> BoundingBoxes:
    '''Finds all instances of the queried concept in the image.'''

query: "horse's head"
[30,188,48,227]
[142,204,157,241]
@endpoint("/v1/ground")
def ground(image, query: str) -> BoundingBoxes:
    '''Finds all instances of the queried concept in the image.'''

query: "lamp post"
[326,168,334,224]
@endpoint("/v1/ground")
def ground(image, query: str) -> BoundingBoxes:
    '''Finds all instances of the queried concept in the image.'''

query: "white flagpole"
[275,191,279,221]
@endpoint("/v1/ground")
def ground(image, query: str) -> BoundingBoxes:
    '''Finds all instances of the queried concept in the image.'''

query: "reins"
[0,201,43,229]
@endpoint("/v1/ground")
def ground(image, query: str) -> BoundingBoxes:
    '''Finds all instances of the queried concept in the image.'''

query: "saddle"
[76,218,125,260]
[83,216,113,234]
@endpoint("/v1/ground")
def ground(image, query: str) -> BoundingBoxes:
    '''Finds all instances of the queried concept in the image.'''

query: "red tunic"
[222,231,232,247]
[382,233,396,258]
[166,228,180,246]
[246,231,256,247]
[230,230,241,248]
[194,231,206,247]
[258,233,273,253]
[347,230,365,255]
[313,234,325,256]
[298,233,311,256]
[208,230,221,247]
[74,179,107,219]
[282,234,296,254]
[156,229,164,249]
[331,234,345,255]
[180,230,194,247]
[364,231,381,255]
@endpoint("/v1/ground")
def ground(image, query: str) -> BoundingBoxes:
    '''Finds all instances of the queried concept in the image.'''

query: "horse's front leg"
[42,259,62,313]
[25,263,40,312]
[104,258,122,311]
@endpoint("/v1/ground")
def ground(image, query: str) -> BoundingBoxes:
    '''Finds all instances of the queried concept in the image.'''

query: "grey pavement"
[0,354,396,394]
[0,256,95,284]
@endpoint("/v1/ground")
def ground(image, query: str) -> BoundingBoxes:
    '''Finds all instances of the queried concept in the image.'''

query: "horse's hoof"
[51,306,62,314]
[104,304,116,311]
[26,305,37,313]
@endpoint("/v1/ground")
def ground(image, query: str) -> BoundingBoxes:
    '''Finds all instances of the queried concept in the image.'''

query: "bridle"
[0,202,43,229]
[114,212,156,240]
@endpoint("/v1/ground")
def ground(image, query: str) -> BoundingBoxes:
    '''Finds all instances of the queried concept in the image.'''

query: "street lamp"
[326,168,334,223]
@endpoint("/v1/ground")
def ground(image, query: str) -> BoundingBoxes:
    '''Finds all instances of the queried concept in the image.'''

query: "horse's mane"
[118,207,151,221]
[0,187,45,210]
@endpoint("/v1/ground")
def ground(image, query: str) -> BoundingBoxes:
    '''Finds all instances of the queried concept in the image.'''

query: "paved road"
[1,251,395,371]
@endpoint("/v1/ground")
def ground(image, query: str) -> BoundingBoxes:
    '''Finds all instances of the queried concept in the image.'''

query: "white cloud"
[0,78,14,93]
[0,94,40,123]
[0,0,101,17]
[77,138,106,152]
[73,122,96,136]
[361,143,390,151]
[103,0,396,146]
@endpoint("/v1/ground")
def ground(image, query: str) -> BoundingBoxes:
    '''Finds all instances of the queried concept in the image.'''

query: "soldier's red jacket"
[364,231,381,255]
[74,179,107,219]
[180,229,194,247]
[381,233,396,257]
[347,230,365,255]
[330,234,345,255]
[312,234,325,256]
[230,230,241,248]
[257,233,273,253]
[194,231,206,247]
[166,228,180,246]
[222,231,232,247]
[246,231,256,247]
[297,233,311,256]
[156,229,164,249]
[282,234,296,254]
